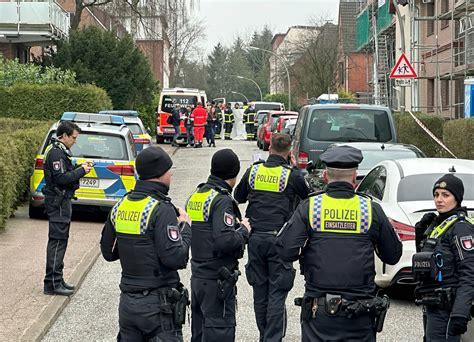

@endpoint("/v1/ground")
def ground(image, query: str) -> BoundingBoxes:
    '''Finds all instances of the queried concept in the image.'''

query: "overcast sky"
[196,0,339,56]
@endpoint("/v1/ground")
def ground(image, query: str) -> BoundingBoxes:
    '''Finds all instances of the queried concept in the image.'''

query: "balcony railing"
[0,0,69,44]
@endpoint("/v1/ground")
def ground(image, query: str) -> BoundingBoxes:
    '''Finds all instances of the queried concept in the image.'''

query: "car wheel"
[156,135,165,144]
[29,204,46,219]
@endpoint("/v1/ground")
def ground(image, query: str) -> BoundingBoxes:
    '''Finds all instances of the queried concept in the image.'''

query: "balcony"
[0,0,69,45]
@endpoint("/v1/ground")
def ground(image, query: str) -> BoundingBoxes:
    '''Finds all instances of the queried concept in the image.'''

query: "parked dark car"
[292,104,398,169]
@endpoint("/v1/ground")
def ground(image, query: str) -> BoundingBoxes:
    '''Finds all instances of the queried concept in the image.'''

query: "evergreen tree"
[48,27,156,109]
[207,43,228,100]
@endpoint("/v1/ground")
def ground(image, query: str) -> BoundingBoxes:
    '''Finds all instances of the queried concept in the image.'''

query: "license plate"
[80,178,99,188]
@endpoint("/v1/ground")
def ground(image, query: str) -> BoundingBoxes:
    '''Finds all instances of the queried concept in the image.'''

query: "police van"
[29,112,138,218]
[156,87,207,143]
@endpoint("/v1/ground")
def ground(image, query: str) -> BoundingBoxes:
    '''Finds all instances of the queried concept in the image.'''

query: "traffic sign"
[389,53,417,79]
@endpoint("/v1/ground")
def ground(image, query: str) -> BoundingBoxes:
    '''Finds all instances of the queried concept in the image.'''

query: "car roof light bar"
[60,112,125,125]
[99,110,139,117]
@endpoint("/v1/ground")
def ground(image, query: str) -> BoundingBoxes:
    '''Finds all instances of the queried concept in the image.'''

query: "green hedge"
[443,118,474,160]
[0,119,52,229]
[0,83,112,120]
[393,112,445,157]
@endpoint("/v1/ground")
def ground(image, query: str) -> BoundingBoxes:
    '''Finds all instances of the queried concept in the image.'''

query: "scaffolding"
[409,0,473,118]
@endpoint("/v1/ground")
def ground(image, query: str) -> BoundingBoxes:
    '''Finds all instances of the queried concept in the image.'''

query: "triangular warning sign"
[389,53,417,79]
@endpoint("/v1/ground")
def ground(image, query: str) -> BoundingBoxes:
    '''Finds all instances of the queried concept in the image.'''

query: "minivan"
[292,104,398,169]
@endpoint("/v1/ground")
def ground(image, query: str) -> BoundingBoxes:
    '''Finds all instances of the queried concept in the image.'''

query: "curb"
[21,245,100,342]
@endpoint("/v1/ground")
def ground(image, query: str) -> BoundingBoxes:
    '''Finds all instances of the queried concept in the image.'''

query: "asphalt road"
[43,140,426,341]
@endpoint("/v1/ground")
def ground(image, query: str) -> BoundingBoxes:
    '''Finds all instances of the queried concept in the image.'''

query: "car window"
[357,167,382,197]
[161,95,198,113]
[255,103,282,112]
[307,109,392,142]
[71,133,128,160]
[371,166,387,200]
[127,123,143,135]
[294,108,307,139]
[397,173,474,202]
[359,150,421,169]
[127,131,137,158]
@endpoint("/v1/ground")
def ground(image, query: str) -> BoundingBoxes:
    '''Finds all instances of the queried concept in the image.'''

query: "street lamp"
[231,91,249,103]
[247,45,291,111]
[233,75,263,101]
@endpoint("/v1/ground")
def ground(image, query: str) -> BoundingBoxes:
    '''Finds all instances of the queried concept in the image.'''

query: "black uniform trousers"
[245,124,255,140]
[118,291,183,341]
[245,233,295,342]
[191,276,236,342]
[224,123,233,140]
[425,306,461,342]
[44,195,72,291]
[302,308,376,342]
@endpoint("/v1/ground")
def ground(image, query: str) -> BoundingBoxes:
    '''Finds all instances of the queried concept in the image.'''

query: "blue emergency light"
[99,110,139,117]
[60,112,125,125]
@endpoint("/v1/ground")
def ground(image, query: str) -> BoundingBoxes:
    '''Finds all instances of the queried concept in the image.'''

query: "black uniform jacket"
[43,140,85,197]
[234,155,311,231]
[100,180,191,292]
[190,175,249,279]
[416,207,474,319]
[276,181,402,299]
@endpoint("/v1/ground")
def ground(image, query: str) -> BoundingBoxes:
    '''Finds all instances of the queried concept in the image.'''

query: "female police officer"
[413,174,474,341]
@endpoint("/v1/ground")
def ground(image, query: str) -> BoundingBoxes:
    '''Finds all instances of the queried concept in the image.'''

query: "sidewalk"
[0,204,103,341]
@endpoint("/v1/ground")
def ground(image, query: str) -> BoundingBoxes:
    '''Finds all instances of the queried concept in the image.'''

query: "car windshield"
[255,104,282,112]
[72,133,129,160]
[127,123,143,135]
[307,109,392,142]
[161,95,198,113]
[397,173,474,202]
[359,150,421,170]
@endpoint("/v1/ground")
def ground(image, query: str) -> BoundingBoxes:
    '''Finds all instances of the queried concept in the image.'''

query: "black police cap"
[319,145,363,169]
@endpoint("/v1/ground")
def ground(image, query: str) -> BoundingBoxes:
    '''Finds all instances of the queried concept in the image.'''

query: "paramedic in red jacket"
[191,102,208,148]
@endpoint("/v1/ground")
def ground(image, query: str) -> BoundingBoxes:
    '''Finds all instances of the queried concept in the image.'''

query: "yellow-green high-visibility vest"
[309,193,372,234]
[111,196,159,235]
[186,189,219,222]
[248,164,290,192]
[430,215,474,239]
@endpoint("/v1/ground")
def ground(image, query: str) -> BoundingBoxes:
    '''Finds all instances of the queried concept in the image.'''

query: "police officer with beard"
[413,174,474,341]
[276,145,402,342]
[43,121,92,296]
[234,133,310,342]
[186,149,251,342]
[101,146,191,341]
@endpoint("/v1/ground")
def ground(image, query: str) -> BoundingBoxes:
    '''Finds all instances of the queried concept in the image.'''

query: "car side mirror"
[146,127,151,134]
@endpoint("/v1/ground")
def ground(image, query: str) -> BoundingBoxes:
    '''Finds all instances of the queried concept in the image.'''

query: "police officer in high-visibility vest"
[243,103,256,141]
[43,121,92,296]
[223,103,234,140]
[276,145,402,342]
[187,149,251,341]
[234,133,311,342]
[413,174,474,341]
[100,146,192,341]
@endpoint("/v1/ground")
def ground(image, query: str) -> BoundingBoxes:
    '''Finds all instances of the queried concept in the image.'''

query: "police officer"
[43,121,92,296]
[413,174,474,341]
[100,146,191,341]
[223,103,234,140]
[276,145,402,342]
[243,103,256,141]
[186,149,251,341]
[234,133,311,342]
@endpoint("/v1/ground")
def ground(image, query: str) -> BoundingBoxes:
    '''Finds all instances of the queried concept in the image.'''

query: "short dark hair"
[57,121,81,137]
[271,133,292,153]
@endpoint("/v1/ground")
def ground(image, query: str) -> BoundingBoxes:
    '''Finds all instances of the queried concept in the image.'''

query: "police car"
[29,112,138,218]
[99,110,152,151]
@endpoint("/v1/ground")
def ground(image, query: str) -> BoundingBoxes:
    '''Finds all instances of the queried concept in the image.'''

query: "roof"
[307,104,390,111]
[391,158,474,177]
[331,142,421,152]
[338,0,361,53]
[269,111,299,115]
[51,121,129,135]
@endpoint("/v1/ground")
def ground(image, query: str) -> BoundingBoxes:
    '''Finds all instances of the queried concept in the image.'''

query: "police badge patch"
[460,236,474,251]
[167,225,180,242]
[53,161,61,171]
[224,212,234,227]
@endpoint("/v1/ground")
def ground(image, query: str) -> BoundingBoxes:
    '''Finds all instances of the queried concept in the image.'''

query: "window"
[371,166,387,200]
[427,79,435,112]
[440,0,449,29]
[441,80,450,110]
[126,123,143,135]
[161,95,198,113]
[427,4,434,36]
[307,109,392,142]
[357,167,381,197]
[72,134,128,160]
